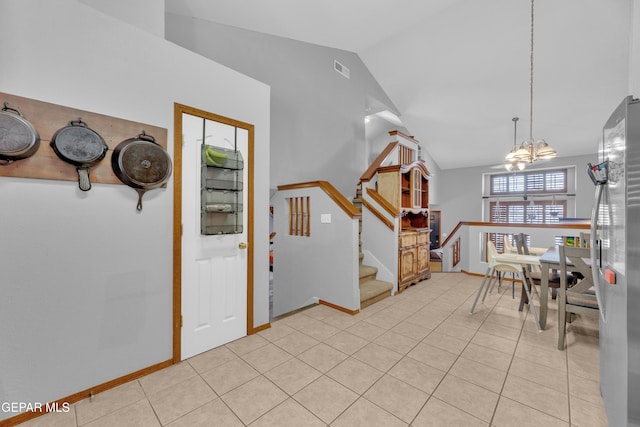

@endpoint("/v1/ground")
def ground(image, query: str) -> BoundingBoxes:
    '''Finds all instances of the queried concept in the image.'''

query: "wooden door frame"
[172,103,255,363]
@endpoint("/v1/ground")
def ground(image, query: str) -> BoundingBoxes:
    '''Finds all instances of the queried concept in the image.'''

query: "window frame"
[490,168,568,196]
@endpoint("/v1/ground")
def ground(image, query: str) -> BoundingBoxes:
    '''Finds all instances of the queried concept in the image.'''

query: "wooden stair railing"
[277,181,361,219]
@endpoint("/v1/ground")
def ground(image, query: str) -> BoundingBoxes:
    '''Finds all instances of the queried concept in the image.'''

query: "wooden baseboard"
[0,359,173,427]
[250,322,271,334]
[319,299,360,315]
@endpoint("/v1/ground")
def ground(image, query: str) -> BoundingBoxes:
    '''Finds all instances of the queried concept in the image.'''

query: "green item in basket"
[206,145,228,159]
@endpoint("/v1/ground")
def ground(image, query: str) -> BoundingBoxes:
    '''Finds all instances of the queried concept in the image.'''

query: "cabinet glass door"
[412,168,422,209]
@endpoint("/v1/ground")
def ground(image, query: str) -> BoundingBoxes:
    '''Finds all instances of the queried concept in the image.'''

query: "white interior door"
[181,112,248,359]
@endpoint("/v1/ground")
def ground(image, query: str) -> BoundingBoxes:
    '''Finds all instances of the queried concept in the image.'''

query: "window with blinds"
[489,169,567,224]
[489,199,567,224]
[488,168,568,252]
[490,169,567,196]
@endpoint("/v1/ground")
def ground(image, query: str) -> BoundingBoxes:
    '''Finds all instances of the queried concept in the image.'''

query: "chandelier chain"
[529,0,534,141]
[504,0,556,170]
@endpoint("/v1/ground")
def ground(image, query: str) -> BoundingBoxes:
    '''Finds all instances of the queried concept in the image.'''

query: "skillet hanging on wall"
[0,102,40,165]
[50,118,107,191]
[111,131,172,211]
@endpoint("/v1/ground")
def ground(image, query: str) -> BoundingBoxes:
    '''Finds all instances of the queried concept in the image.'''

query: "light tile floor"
[20,273,608,426]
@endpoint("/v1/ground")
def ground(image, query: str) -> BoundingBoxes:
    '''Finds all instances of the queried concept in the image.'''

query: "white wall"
[361,208,398,289]
[79,0,164,37]
[165,14,397,199]
[631,0,640,96]
[0,0,269,419]
[272,186,360,315]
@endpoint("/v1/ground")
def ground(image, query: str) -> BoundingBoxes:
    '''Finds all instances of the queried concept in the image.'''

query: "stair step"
[360,279,393,308]
[359,264,378,284]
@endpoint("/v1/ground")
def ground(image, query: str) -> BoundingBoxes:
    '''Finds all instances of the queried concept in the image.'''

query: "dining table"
[536,247,562,330]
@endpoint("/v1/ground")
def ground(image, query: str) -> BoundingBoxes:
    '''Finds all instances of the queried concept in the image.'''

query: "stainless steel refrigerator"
[588,95,640,427]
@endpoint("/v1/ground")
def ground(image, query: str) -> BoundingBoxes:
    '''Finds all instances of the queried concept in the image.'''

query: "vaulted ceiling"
[165,0,632,170]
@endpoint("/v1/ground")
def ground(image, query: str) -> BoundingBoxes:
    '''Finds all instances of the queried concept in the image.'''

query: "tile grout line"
[400,281,508,426]
[61,274,597,427]
[136,377,166,427]
[487,291,529,427]
[500,295,575,426]
[257,278,459,425]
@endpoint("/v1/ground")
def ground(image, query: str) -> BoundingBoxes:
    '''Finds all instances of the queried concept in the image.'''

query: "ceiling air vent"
[334,60,350,79]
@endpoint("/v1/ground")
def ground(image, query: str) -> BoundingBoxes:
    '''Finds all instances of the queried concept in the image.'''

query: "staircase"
[354,188,394,308]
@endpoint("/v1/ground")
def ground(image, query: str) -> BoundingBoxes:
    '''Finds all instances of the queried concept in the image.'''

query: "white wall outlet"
[320,213,332,224]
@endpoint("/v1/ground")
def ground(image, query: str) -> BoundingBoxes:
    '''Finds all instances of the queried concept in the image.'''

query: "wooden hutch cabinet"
[377,160,431,291]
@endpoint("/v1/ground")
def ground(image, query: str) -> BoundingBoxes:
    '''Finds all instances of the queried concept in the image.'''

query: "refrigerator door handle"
[590,183,606,322]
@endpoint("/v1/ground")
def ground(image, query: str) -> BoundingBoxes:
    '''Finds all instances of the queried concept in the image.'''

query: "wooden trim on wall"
[389,130,420,145]
[361,198,394,231]
[277,181,361,219]
[172,105,183,363]
[366,188,400,217]
[441,222,464,248]
[359,141,399,182]
[0,359,173,427]
[0,91,168,186]
[252,322,271,333]
[319,299,360,315]
[246,123,256,335]
[376,164,402,174]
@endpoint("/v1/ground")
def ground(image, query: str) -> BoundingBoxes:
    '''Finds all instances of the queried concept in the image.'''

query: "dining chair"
[557,245,599,350]
[470,240,522,314]
[488,237,519,298]
[503,234,517,254]
[514,233,572,311]
[510,233,548,256]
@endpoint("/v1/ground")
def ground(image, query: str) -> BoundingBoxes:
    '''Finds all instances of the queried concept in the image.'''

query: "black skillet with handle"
[111,131,172,211]
[0,102,40,165]
[50,118,108,191]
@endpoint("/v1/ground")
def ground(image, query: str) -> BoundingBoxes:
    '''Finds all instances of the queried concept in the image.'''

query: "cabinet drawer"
[399,232,417,248]
[416,232,429,245]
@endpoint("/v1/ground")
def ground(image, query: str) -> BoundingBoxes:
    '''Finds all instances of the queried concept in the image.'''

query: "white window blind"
[488,168,568,252]
[491,169,567,195]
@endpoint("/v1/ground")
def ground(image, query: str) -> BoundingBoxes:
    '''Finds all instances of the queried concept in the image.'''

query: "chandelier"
[505,0,556,171]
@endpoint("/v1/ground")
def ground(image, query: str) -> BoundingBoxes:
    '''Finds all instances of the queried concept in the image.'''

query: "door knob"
[238,242,247,249]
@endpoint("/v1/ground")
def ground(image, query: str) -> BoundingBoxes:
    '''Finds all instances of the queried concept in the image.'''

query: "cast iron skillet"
[0,102,40,165]
[111,131,172,211]
[50,118,107,191]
